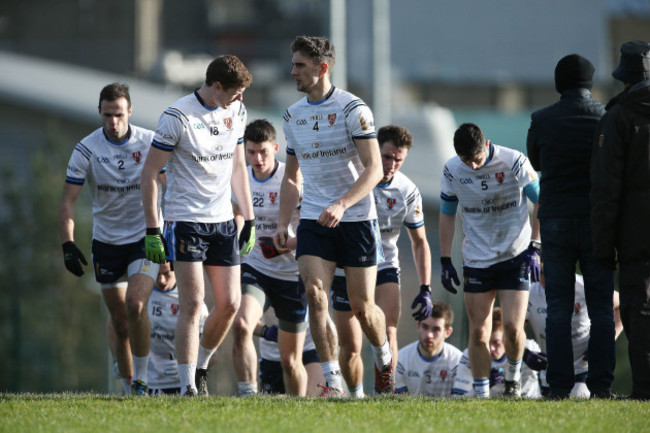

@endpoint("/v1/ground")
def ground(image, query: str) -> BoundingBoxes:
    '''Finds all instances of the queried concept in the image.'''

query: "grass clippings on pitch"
[0,393,648,433]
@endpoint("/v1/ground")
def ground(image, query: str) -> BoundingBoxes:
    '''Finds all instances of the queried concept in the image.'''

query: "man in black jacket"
[527,54,615,399]
[591,40,650,400]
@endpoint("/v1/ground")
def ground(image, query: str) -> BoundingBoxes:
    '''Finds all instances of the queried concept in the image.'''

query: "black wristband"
[146,227,160,236]
[440,257,452,265]
[261,325,268,337]
[529,240,542,251]
[420,284,432,293]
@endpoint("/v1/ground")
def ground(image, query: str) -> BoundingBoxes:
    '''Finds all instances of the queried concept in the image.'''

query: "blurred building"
[1,0,649,112]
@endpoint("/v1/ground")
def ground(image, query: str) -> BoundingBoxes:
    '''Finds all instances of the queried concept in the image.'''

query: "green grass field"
[1,393,649,433]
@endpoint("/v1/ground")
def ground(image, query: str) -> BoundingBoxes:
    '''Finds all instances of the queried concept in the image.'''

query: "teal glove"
[239,219,256,256]
[145,228,168,264]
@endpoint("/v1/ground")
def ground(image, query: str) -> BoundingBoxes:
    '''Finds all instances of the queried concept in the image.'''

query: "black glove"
[261,325,279,342]
[239,219,256,256]
[411,285,433,321]
[62,241,88,277]
[522,348,548,371]
[259,236,281,259]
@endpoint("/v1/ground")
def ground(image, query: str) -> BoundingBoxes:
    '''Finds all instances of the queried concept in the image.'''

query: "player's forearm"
[59,184,81,243]
[231,147,254,220]
[59,210,75,243]
[141,166,161,228]
[409,227,432,285]
[439,212,456,257]
[141,148,169,228]
[412,241,432,285]
[336,162,382,210]
[278,174,301,228]
[231,172,254,220]
[530,202,540,240]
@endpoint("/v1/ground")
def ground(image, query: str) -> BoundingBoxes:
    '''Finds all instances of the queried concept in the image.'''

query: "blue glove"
[522,348,548,371]
[411,285,433,321]
[261,325,278,342]
[440,257,460,294]
[489,367,505,387]
[521,241,541,282]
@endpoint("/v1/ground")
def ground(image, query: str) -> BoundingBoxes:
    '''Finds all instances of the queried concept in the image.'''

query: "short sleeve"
[345,100,376,139]
[152,108,185,151]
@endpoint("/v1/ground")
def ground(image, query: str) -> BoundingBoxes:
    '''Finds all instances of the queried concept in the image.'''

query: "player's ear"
[445,326,453,338]
[320,62,329,76]
[273,142,279,153]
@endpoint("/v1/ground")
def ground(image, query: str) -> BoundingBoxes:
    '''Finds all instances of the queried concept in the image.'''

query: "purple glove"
[259,236,281,259]
[440,257,460,294]
[521,241,541,282]
[489,367,505,387]
[522,348,548,371]
[261,325,278,342]
[411,285,433,321]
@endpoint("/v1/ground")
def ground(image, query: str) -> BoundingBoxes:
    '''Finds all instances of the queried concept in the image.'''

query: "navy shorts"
[164,220,240,266]
[330,268,399,311]
[462,252,530,293]
[296,219,382,267]
[259,349,320,394]
[91,238,147,284]
[330,275,350,312]
[241,263,307,327]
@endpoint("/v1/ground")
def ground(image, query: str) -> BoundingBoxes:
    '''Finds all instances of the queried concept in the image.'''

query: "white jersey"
[65,125,156,244]
[282,87,377,222]
[452,339,542,398]
[152,91,247,222]
[146,285,209,389]
[527,274,589,376]
[241,162,300,281]
[440,143,538,267]
[374,171,425,271]
[395,341,462,397]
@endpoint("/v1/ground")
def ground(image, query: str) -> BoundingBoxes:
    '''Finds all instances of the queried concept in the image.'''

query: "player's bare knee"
[182,298,203,318]
[504,321,522,341]
[232,315,254,340]
[339,345,361,362]
[469,325,490,344]
[280,353,301,371]
[352,302,371,323]
[217,298,240,319]
[306,290,328,311]
[125,296,146,319]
